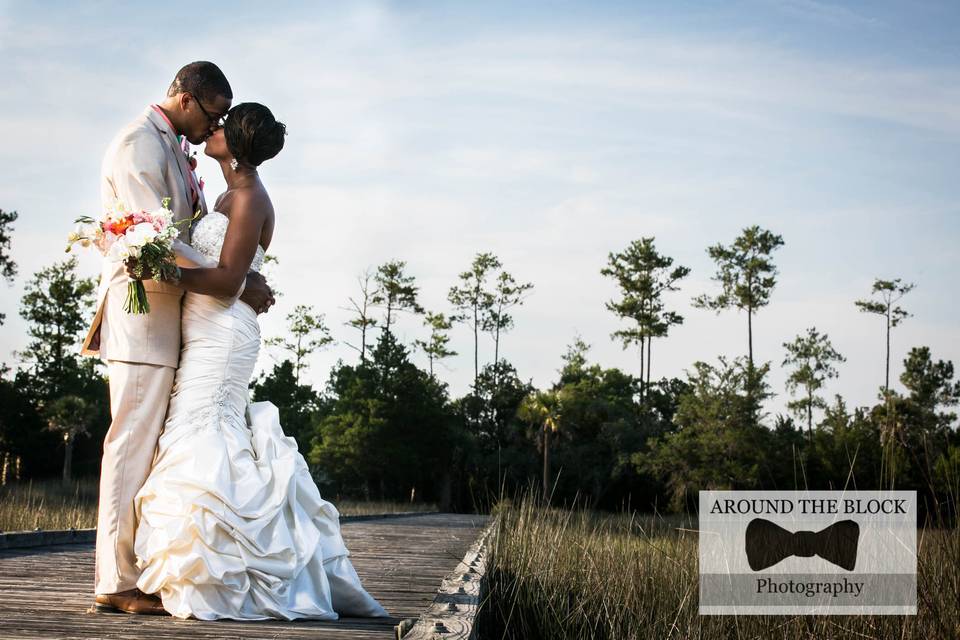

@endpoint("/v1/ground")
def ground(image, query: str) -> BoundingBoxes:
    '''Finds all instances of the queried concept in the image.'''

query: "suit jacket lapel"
[144,108,200,237]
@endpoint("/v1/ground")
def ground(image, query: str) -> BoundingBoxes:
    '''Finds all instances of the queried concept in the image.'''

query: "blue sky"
[1,0,958,421]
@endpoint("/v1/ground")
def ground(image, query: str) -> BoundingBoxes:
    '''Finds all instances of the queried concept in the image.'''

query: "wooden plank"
[0,513,488,639]
[401,516,497,640]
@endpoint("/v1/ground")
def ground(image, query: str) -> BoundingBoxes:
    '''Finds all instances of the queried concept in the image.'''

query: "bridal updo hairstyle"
[224,102,286,167]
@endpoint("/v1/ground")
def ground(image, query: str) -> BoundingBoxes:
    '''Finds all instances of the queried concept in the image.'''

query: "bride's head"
[205,102,286,169]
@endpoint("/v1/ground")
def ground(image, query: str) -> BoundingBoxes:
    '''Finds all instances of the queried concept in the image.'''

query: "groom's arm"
[110,133,254,299]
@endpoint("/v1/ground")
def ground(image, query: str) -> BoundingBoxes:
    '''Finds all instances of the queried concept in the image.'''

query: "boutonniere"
[187,150,198,172]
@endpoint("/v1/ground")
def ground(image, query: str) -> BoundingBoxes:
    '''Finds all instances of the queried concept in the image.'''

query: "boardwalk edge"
[397,513,498,640]
[0,510,442,550]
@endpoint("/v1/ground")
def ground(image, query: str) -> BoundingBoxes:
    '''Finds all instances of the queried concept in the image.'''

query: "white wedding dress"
[132,211,389,621]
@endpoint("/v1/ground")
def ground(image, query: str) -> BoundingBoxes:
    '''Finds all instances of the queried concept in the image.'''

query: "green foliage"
[601,237,690,400]
[482,268,534,367]
[18,256,97,399]
[309,331,460,503]
[693,225,784,384]
[371,259,424,336]
[0,209,17,325]
[855,277,914,327]
[251,359,326,449]
[693,225,785,317]
[264,304,333,385]
[855,277,915,391]
[458,361,538,506]
[638,356,772,510]
[782,327,845,434]
[342,267,379,362]
[414,311,457,378]
[448,252,501,388]
[2,257,108,480]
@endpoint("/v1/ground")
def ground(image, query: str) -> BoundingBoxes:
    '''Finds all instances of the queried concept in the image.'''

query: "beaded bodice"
[191,211,265,272]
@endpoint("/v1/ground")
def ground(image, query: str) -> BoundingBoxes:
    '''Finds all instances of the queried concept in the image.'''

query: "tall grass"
[0,479,99,532]
[479,488,960,640]
[0,478,437,533]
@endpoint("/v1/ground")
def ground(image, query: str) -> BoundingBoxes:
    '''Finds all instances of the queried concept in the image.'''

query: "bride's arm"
[169,192,270,298]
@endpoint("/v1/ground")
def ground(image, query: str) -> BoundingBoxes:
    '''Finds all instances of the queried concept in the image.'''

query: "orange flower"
[108,215,135,236]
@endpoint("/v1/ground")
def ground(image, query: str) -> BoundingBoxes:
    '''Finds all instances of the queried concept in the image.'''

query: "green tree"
[782,327,845,437]
[342,267,380,363]
[371,260,424,338]
[455,360,536,505]
[18,257,97,399]
[448,252,501,390]
[601,238,690,403]
[42,395,92,483]
[855,278,915,393]
[265,304,333,385]
[310,331,458,505]
[0,209,17,325]
[518,388,562,503]
[867,347,959,488]
[638,356,772,510]
[414,311,457,378]
[693,225,784,385]
[811,395,884,491]
[482,269,534,371]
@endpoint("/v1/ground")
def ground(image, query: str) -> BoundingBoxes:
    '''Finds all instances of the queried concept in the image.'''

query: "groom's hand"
[240,271,275,314]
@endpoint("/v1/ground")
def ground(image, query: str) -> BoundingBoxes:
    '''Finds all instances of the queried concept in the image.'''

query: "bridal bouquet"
[66,199,187,314]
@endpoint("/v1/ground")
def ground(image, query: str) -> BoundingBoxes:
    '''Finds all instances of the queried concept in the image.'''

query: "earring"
[230,158,239,171]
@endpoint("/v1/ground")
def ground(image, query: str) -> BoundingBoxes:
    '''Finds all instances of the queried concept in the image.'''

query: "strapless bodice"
[192,211,265,272]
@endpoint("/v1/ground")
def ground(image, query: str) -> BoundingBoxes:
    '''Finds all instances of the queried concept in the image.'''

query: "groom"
[81,61,274,614]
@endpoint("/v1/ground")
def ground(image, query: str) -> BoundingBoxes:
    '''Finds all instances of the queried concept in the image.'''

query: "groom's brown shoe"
[94,589,168,615]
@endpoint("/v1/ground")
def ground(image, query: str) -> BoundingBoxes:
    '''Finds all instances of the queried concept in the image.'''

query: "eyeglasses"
[190,94,226,129]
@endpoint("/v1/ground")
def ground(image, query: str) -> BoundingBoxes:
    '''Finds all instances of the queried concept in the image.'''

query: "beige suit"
[89,107,213,595]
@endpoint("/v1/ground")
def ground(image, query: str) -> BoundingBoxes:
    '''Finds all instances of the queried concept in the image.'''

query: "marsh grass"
[479,488,960,640]
[0,478,437,533]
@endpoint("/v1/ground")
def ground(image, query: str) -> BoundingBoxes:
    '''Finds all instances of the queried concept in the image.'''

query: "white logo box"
[698,490,916,615]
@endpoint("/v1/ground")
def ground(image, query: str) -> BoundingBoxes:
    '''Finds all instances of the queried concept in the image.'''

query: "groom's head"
[162,61,232,144]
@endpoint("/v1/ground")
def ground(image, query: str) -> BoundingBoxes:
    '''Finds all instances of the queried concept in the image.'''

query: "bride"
[127,102,389,621]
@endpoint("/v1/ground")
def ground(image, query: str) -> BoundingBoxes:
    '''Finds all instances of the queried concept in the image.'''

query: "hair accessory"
[230,158,239,171]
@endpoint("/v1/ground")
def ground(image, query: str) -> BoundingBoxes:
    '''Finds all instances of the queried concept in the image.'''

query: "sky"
[1,0,958,421]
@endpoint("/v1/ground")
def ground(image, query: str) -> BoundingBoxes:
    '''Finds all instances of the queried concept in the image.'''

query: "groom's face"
[181,93,232,145]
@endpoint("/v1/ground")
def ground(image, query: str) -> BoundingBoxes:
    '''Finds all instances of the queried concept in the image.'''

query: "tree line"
[1,209,957,517]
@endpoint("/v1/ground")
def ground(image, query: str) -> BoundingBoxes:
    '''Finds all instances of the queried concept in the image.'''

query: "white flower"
[125,222,158,247]
[107,236,131,261]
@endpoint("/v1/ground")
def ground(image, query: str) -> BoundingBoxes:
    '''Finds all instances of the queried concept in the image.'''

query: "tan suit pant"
[94,360,175,595]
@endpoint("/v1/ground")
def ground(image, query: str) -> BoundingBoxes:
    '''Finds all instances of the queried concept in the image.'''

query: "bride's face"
[204,128,230,162]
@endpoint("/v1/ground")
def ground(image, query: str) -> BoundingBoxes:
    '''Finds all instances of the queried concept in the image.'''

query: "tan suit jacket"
[81,107,210,368]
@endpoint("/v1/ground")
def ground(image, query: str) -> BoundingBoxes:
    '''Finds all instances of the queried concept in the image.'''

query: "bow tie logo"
[745,518,859,571]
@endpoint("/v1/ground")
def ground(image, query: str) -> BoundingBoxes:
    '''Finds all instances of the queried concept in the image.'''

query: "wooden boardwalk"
[0,512,489,639]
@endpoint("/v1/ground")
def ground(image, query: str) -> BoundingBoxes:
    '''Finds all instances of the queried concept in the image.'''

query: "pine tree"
[782,327,845,437]
[601,237,689,403]
[414,311,457,378]
[855,278,915,394]
[448,252,500,390]
[342,267,380,362]
[265,304,333,385]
